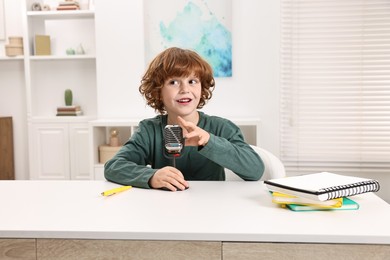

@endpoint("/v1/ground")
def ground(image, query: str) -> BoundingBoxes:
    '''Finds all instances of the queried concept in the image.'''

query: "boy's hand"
[177,116,210,147]
[149,166,189,191]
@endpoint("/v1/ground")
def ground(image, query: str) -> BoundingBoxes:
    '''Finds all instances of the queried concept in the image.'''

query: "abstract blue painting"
[144,0,232,77]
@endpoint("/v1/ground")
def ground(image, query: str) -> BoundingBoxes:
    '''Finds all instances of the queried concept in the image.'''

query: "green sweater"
[104,112,264,188]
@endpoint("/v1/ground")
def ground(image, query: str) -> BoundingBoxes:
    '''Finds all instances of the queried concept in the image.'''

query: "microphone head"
[164,125,184,155]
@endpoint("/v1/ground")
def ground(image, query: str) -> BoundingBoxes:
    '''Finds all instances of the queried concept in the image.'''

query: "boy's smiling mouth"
[177,98,192,103]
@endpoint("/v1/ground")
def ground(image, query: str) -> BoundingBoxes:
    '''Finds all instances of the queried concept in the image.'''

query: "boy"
[104,47,264,191]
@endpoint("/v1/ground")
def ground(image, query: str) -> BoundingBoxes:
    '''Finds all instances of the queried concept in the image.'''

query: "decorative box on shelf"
[5,36,24,57]
[99,145,121,164]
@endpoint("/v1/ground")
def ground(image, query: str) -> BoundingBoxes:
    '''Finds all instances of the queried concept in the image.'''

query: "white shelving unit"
[89,118,261,180]
[22,1,97,180]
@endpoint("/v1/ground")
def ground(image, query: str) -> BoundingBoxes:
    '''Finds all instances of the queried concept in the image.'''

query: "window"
[280,0,390,175]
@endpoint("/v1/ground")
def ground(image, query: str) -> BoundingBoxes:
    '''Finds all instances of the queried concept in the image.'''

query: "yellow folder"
[271,191,343,208]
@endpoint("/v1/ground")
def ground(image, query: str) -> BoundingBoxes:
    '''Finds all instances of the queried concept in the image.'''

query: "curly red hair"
[139,47,215,114]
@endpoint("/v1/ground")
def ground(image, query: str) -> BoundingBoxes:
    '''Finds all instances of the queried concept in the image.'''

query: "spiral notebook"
[264,172,380,201]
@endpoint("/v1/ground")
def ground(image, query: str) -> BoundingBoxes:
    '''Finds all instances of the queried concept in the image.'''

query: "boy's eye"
[189,79,198,84]
[169,80,179,85]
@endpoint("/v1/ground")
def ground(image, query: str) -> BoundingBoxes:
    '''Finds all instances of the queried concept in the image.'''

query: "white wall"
[0,0,28,180]
[0,0,23,56]
[95,0,280,155]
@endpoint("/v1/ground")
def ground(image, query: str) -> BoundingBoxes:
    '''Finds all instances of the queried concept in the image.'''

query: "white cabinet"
[30,122,90,180]
[21,1,97,179]
[69,123,90,180]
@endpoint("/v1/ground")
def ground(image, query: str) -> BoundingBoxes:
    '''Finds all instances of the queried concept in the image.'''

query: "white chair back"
[225,145,286,181]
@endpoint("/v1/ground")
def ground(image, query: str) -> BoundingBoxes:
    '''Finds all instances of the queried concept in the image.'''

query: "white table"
[0,180,389,259]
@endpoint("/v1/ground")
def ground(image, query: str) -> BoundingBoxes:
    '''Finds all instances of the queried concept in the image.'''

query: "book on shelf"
[57,105,81,112]
[56,110,83,116]
[286,197,359,212]
[59,1,80,6]
[264,172,380,201]
[271,192,343,208]
[34,35,51,56]
[57,5,80,11]
[57,0,80,10]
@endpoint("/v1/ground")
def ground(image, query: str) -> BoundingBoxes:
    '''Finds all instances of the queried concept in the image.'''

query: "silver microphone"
[163,125,184,155]
[163,125,184,168]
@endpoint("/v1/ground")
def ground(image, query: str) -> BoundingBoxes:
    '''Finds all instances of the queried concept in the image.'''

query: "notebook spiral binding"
[322,180,380,200]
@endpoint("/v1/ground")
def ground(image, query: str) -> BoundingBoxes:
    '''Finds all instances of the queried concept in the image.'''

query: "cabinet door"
[30,123,70,180]
[69,124,91,180]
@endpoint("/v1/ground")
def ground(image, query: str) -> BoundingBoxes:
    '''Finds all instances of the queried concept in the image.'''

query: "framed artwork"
[144,0,232,77]
[0,0,5,40]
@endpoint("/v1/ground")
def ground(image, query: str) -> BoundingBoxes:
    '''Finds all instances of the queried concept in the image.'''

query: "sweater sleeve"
[104,121,157,188]
[198,119,265,181]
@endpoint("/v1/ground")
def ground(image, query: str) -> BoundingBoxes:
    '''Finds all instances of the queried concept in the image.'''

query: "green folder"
[286,197,359,212]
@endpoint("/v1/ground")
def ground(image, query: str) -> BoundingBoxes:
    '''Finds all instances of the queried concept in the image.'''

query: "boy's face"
[161,73,201,119]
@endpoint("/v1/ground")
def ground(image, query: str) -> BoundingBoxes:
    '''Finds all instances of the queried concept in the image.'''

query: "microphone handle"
[172,153,180,168]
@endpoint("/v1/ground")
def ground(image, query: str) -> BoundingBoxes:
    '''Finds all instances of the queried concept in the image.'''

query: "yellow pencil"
[101,186,132,196]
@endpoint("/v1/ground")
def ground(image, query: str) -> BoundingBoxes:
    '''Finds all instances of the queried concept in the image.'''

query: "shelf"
[89,118,143,127]
[27,10,94,20]
[0,56,24,61]
[30,116,96,124]
[6,46,95,61]
[29,55,96,61]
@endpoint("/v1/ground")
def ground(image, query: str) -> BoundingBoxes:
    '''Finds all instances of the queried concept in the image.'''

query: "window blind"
[280,0,390,175]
